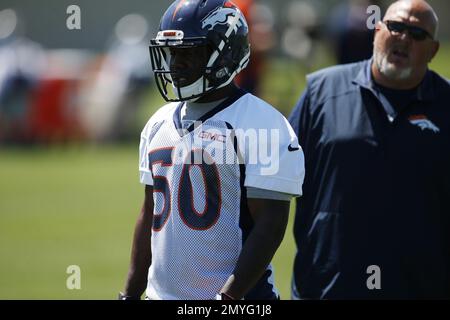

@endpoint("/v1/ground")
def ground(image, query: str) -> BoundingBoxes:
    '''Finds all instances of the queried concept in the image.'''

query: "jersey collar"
[172,87,247,137]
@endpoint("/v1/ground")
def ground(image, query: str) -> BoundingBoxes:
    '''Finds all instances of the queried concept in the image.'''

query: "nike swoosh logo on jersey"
[288,144,300,152]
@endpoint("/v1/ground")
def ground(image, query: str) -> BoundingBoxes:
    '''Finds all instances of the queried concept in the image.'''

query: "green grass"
[0,145,296,299]
[0,146,141,299]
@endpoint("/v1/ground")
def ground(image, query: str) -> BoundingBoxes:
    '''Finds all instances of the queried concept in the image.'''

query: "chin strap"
[172,76,209,101]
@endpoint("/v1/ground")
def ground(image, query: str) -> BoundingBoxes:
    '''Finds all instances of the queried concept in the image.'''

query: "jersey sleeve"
[236,96,305,196]
[138,103,178,186]
[139,129,153,186]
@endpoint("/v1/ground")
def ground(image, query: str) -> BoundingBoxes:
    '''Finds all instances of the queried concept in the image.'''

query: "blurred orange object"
[27,78,82,143]
[232,0,252,16]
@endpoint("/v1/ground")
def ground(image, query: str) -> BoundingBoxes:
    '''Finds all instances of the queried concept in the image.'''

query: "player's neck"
[195,83,239,103]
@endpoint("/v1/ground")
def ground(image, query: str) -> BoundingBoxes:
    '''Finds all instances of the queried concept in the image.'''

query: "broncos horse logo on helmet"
[201,7,244,31]
[149,0,250,102]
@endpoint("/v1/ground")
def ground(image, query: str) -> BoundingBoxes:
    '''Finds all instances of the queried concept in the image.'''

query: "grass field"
[0,145,296,299]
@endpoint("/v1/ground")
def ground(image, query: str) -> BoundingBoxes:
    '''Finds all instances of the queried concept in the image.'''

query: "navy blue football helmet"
[149,0,250,102]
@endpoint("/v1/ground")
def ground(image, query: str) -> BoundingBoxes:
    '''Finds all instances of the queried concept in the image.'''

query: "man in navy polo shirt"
[289,0,449,299]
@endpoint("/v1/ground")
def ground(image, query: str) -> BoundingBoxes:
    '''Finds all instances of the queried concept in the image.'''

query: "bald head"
[384,0,439,39]
[372,0,440,89]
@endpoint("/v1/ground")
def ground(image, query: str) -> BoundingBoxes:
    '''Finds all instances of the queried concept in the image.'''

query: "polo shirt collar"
[353,58,435,103]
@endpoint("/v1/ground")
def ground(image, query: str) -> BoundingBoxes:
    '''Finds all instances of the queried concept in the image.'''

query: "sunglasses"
[383,20,434,41]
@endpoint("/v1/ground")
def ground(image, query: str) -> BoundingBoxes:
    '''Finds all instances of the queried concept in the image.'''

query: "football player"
[120,0,304,300]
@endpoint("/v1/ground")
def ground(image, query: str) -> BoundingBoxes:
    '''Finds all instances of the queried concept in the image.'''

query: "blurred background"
[0,0,448,299]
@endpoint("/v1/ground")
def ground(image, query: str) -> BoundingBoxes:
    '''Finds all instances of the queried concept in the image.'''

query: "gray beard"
[374,50,413,80]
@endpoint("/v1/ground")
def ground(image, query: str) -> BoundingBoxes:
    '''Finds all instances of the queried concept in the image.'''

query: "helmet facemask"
[150,32,212,102]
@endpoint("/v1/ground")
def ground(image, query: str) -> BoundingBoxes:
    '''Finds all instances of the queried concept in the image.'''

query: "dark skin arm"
[122,185,154,298]
[220,198,290,299]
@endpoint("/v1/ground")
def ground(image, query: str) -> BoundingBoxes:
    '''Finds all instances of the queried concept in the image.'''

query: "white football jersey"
[139,90,304,300]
